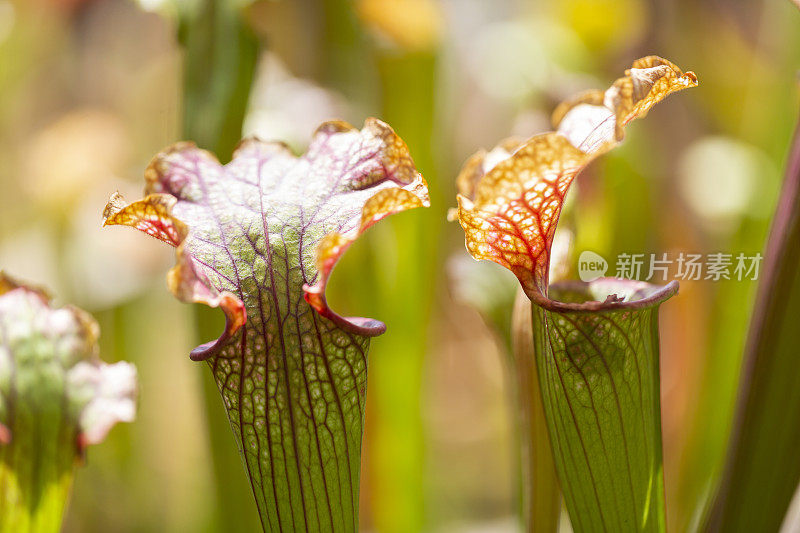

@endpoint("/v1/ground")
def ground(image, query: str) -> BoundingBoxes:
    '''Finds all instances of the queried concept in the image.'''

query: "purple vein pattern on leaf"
[103,118,429,532]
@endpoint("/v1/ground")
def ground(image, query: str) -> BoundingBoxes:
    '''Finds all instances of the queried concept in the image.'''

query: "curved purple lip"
[329,315,387,337]
[189,312,236,361]
[529,277,679,313]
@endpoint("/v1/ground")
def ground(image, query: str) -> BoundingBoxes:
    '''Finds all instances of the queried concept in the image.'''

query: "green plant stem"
[512,289,561,532]
[365,49,440,533]
[0,421,74,533]
[178,0,259,161]
[531,282,673,533]
[705,111,800,532]
[178,0,260,530]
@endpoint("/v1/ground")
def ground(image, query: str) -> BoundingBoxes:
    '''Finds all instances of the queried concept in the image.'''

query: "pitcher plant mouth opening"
[538,278,680,313]
[455,56,697,310]
[453,56,696,533]
[102,118,429,531]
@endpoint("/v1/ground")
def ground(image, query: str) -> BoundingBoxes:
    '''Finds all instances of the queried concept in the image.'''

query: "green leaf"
[178,0,259,162]
[454,56,696,531]
[174,0,262,528]
[512,288,562,532]
[532,280,675,532]
[103,119,429,531]
[0,274,137,533]
[705,115,800,532]
[369,48,440,533]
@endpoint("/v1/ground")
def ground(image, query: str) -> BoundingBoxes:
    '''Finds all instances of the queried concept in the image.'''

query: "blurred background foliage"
[0,0,799,531]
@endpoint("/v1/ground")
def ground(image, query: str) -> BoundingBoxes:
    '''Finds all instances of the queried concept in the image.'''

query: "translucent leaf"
[456,56,697,304]
[103,118,429,531]
[454,56,696,532]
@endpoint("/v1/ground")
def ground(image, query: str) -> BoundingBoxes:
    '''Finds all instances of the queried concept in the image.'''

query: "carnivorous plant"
[0,273,137,533]
[454,56,697,531]
[102,119,429,531]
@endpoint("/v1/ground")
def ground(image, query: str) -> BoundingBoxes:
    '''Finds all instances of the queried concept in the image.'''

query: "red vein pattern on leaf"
[103,118,429,531]
[456,56,696,309]
[454,56,697,533]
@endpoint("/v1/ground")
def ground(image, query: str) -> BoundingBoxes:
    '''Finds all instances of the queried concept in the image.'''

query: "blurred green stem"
[366,49,440,533]
[314,4,436,529]
[0,285,77,533]
[0,425,74,533]
[178,0,259,161]
[178,0,260,530]
[705,111,800,532]
[511,290,561,532]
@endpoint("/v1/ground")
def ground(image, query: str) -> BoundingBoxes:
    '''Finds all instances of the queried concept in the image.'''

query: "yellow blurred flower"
[552,0,646,53]
[357,0,442,51]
